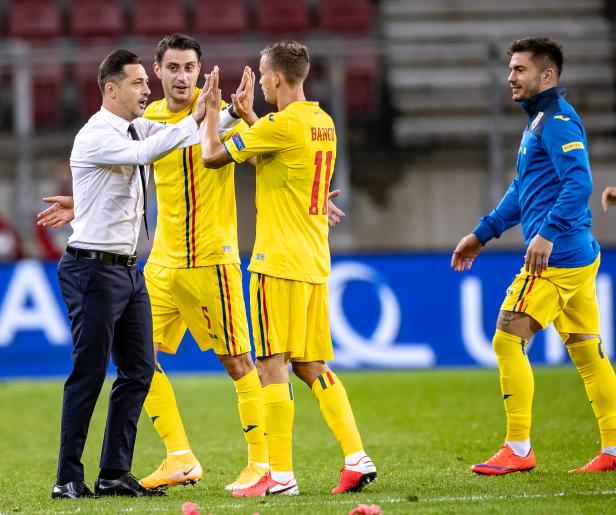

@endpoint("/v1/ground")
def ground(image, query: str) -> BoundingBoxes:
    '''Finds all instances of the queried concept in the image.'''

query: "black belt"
[67,246,138,267]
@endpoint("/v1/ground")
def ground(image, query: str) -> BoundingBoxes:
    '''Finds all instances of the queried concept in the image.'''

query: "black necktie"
[127,123,149,239]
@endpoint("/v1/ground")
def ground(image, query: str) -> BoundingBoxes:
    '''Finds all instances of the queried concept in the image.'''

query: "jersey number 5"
[309,150,333,215]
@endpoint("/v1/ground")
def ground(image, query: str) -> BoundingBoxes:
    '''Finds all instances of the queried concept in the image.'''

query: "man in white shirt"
[52,49,207,499]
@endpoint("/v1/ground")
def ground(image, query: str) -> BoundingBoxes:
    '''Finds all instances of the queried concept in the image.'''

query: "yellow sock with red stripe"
[234,368,268,464]
[143,362,191,454]
[567,338,616,447]
[312,371,364,457]
[493,329,534,442]
[263,383,294,472]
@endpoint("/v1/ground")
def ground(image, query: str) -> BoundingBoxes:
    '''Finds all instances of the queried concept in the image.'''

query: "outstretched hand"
[327,189,346,228]
[203,66,222,112]
[231,66,257,124]
[37,196,75,228]
[194,66,221,123]
[451,234,483,272]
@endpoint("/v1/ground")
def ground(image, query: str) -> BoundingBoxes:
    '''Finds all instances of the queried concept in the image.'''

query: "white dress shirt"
[68,107,199,255]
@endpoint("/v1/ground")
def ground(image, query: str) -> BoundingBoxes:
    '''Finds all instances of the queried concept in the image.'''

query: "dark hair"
[155,34,202,64]
[261,40,310,85]
[508,37,563,77]
[98,49,141,94]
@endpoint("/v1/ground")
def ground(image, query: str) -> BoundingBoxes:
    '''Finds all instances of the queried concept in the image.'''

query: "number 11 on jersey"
[309,150,333,215]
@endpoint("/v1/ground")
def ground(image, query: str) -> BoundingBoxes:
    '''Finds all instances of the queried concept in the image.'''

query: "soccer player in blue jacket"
[452,37,616,474]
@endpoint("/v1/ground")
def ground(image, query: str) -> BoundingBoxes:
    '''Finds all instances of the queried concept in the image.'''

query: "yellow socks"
[493,329,534,442]
[263,383,294,473]
[567,338,616,447]
[312,371,363,457]
[233,368,268,464]
[143,362,191,454]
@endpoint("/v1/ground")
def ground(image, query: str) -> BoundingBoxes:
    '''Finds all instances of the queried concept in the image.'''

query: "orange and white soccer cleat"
[231,472,299,497]
[471,444,536,475]
[569,452,616,473]
[331,455,377,494]
[139,452,202,489]
[225,462,269,491]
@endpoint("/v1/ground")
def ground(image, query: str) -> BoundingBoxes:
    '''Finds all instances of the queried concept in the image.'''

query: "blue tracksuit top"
[473,86,599,268]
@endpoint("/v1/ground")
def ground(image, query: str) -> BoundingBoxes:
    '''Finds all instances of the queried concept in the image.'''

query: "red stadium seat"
[217,58,252,103]
[8,0,62,39]
[70,0,124,39]
[344,54,379,115]
[256,0,310,35]
[33,62,64,124]
[132,0,186,37]
[192,0,249,38]
[74,61,164,119]
[318,0,374,34]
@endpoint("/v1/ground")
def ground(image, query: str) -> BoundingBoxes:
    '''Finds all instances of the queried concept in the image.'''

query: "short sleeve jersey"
[145,89,243,269]
[224,101,336,284]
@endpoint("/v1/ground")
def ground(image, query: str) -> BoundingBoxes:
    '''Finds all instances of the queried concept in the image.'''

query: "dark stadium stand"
[256,0,311,35]
[192,0,249,39]
[8,0,62,39]
[0,0,380,124]
[70,0,124,40]
[318,0,374,35]
[133,0,186,37]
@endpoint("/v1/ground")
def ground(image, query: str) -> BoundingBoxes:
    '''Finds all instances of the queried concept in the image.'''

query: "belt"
[66,246,138,267]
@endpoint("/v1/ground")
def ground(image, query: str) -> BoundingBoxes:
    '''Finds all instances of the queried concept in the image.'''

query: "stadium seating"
[256,0,310,35]
[192,0,249,39]
[382,0,615,145]
[133,0,186,37]
[318,0,374,34]
[344,54,379,115]
[7,0,62,40]
[70,0,124,40]
[73,62,102,119]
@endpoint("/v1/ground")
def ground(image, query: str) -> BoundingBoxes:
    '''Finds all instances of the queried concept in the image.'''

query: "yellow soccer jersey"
[146,89,243,268]
[224,101,336,283]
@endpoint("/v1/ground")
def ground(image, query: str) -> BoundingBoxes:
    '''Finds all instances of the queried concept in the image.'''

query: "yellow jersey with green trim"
[145,89,243,269]
[224,100,335,284]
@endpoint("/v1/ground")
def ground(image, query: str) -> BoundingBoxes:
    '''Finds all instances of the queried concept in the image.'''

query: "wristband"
[227,103,240,119]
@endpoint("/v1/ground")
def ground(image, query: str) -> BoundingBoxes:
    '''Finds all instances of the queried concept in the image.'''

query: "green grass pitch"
[0,368,614,514]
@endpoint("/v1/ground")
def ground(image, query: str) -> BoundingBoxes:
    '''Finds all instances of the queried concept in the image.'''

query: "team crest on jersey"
[256,253,265,260]
[530,111,544,131]
[232,133,245,151]
[268,114,275,122]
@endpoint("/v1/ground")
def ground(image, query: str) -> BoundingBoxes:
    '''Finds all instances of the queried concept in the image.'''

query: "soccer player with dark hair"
[452,37,616,474]
[201,40,376,496]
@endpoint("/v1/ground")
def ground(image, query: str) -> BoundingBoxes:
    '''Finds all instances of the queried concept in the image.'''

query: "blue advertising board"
[0,250,614,378]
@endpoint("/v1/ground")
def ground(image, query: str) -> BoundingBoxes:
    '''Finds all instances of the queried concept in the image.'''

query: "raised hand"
[451,234,483,272]
[194,66,221,123]
[37,196,75,228]
[231,66,257,124]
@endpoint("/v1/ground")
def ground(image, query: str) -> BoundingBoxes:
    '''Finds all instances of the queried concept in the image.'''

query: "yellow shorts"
[144,262,251,356]
[500,254,601,338]
[249,273,333,362]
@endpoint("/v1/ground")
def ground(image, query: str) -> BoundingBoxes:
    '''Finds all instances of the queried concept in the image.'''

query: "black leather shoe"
[51,481,95,499]
[94,472,166,497]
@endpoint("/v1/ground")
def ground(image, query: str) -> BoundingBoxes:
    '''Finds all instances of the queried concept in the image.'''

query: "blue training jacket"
[473,86,599,268]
